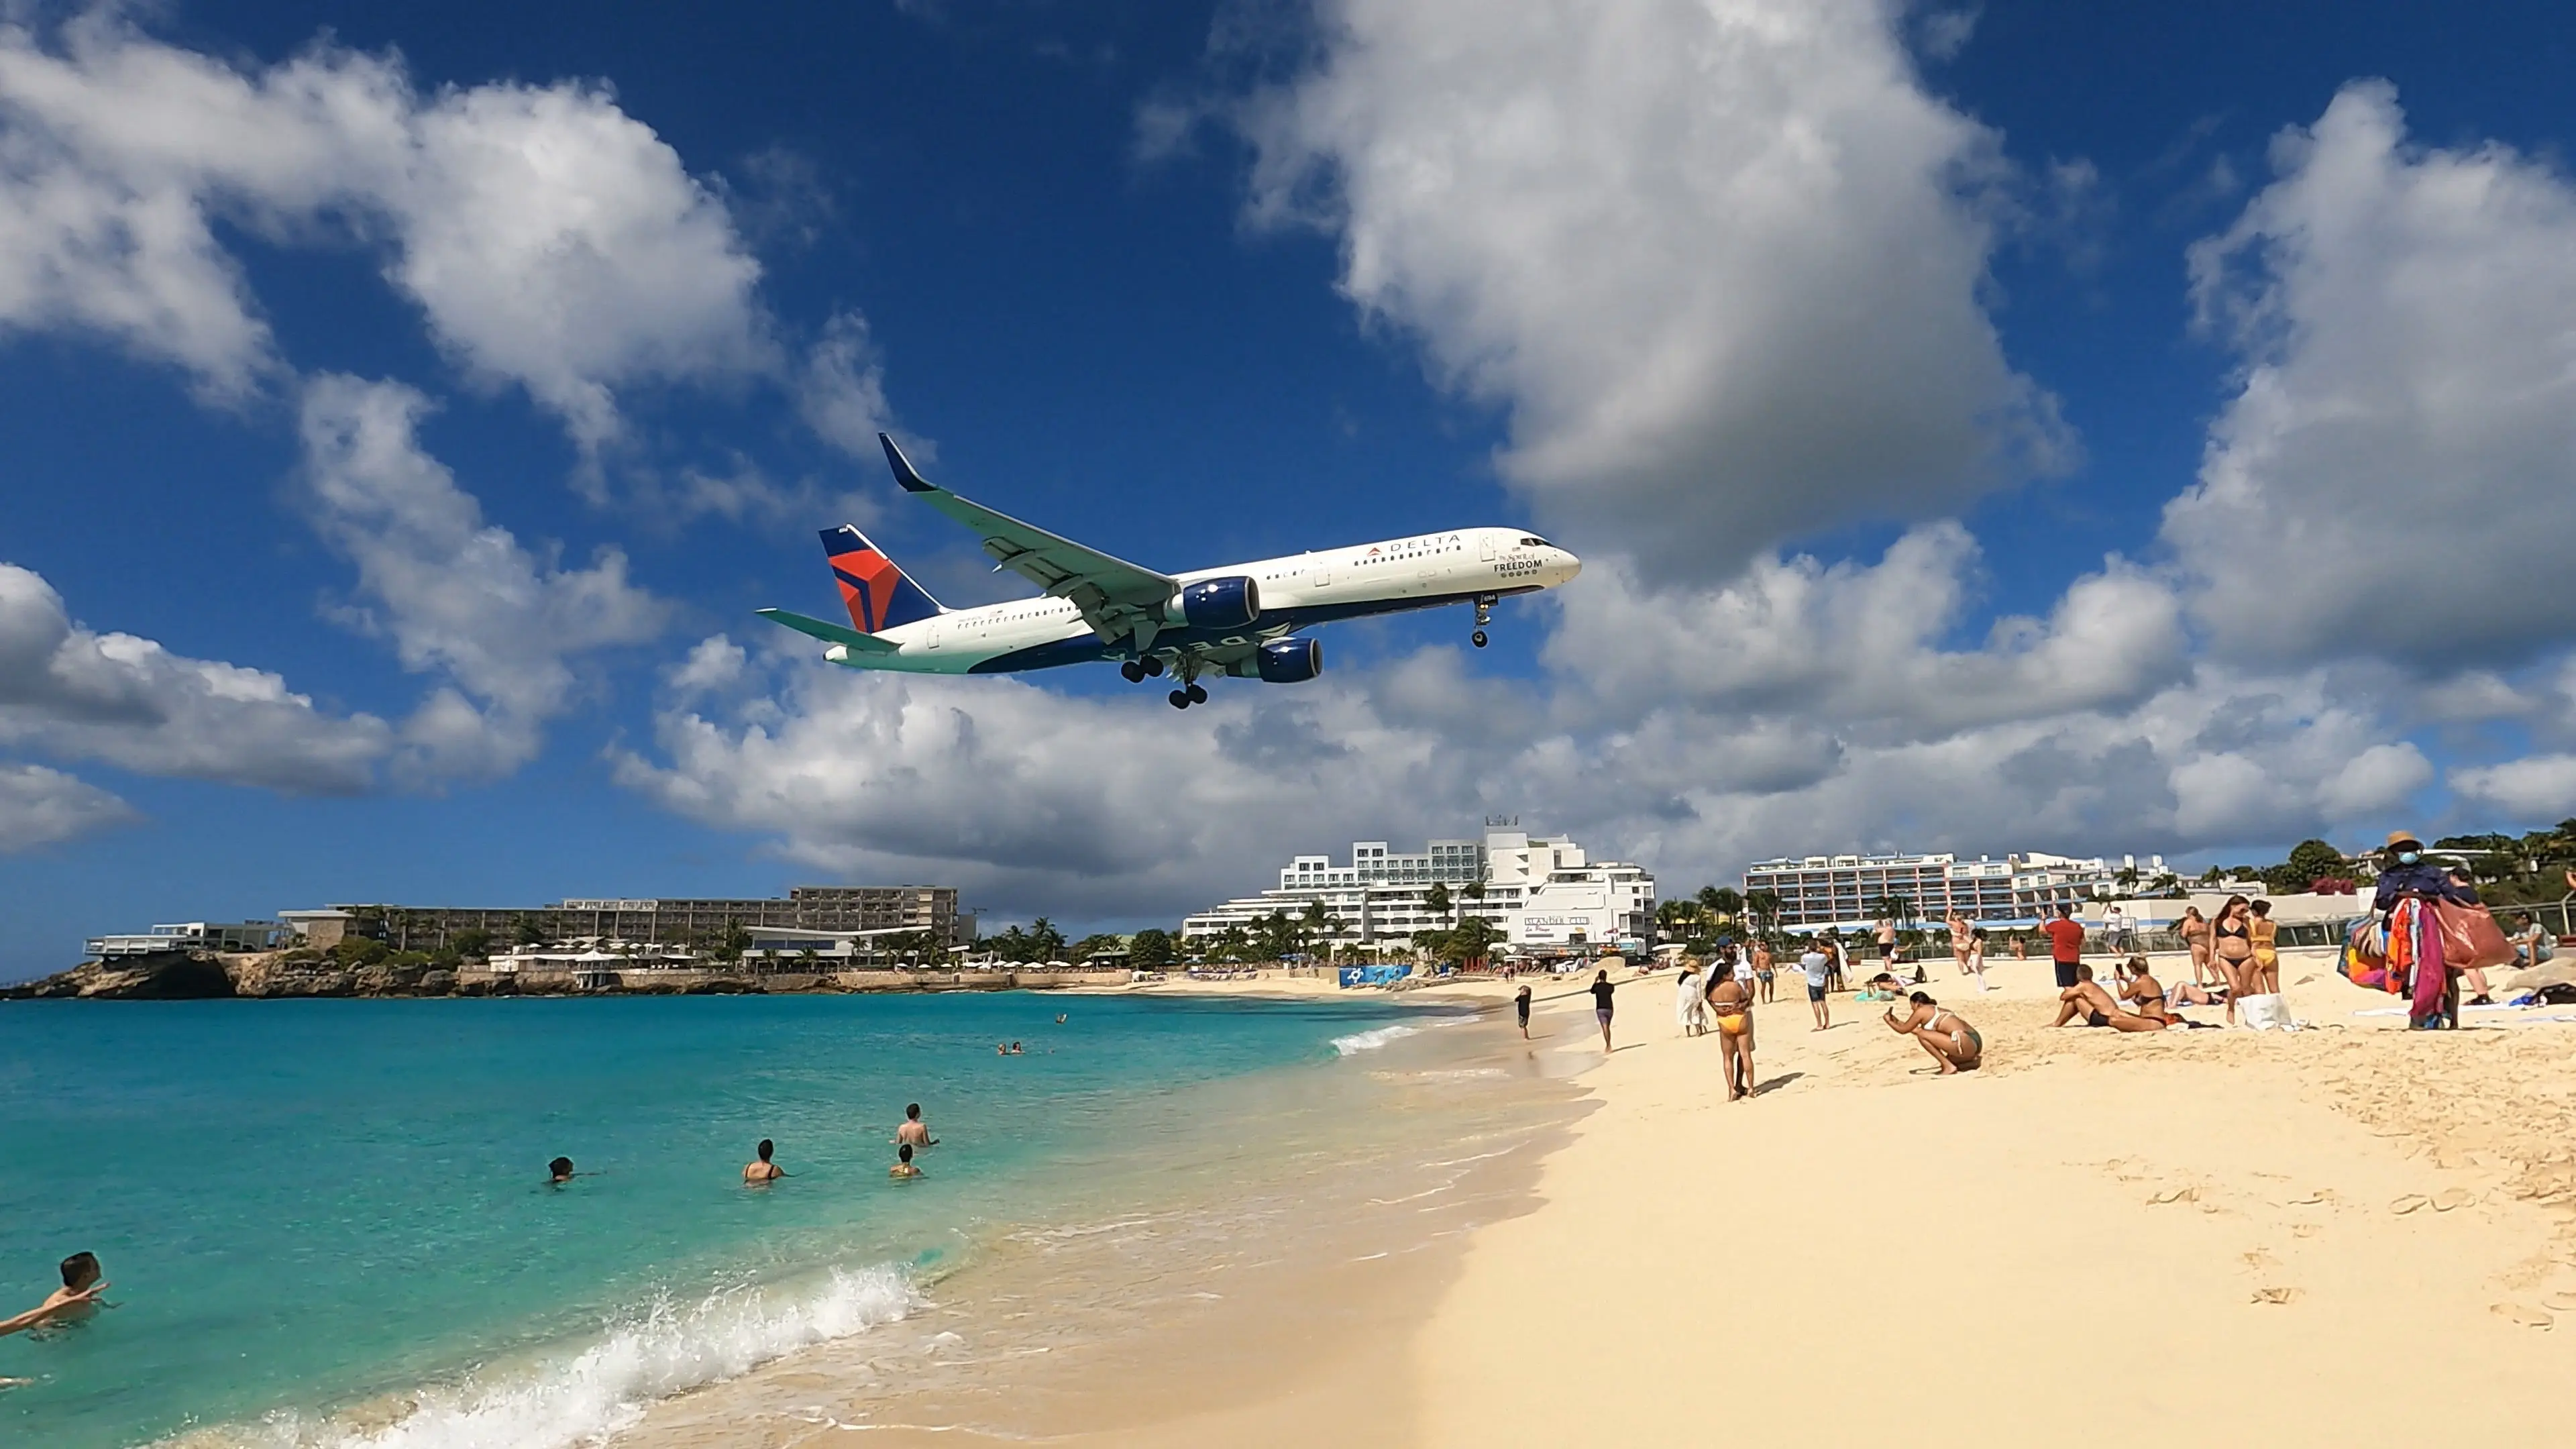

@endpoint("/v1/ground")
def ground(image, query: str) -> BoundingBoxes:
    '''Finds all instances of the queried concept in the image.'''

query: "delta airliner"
[757,435,1582,709]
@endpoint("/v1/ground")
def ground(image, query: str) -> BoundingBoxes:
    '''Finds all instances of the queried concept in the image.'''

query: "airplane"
[757,434,1582,709]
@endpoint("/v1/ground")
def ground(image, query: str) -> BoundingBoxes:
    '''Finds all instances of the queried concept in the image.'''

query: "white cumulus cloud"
[2172,80,2576,668]
[299,374,672,781]
[0,761,135,850]
[1224,0,2071,578]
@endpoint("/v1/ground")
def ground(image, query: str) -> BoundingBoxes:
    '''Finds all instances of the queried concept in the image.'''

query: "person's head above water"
[60,1252,99,1290]
[756,1139,774,1163]
[549,1156,574,1182]
[898,1143,914,1164]
[906,1103,922,1121]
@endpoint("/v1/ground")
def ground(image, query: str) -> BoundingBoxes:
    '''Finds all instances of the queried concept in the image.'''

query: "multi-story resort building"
[276,886,969,954]
[1740,850,2168,930]
[86,921,285,959]
[1182,828,1656,955]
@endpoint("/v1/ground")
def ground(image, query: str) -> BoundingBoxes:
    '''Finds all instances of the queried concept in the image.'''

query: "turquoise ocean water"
[0,993,1442,1448]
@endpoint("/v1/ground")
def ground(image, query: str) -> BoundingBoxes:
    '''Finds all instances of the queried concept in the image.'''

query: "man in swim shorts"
[2051,966,2161,1032]
[1,1253,108,1338]
[1800,943,1833,1031]
[1514,983,1533,1039]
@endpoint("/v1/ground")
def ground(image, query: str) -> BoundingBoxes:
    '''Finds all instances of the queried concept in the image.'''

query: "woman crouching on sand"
[1875,980,1981,1073]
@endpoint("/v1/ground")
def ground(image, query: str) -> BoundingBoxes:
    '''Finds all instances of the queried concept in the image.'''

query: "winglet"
[879,433,934,494]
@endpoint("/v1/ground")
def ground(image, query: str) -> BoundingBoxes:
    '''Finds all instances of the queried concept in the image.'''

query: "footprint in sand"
[2286,1189,2332,1205]
[2432,1188,2477,1212]
[2491,1303,2554,1330]
[2150,1186,2200,1205]
[2390,1194,2430,1215]
[2293,1223,2320,1238]
[2251,1287,2301,1305]
[2542,1291,2576,1313]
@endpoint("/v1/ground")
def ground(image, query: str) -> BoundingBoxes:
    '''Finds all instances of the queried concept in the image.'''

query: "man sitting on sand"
[2052,965,2163,1032]
[1874,982,1981,1073]
[1,1253,108,1338]
[898,1103,938,1149]
[890,1142,922,1179]
[743,1138,788,1185]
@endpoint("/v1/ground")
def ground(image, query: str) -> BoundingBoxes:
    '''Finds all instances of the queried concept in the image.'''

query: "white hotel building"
[1182,828,1656,955]
[1741,850,2169,930]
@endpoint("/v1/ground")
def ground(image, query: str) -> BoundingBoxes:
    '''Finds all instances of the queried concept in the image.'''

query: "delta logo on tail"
[822,526,944,633]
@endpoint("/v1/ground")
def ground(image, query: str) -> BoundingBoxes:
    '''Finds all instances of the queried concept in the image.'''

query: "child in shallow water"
[890,1143,922,1179]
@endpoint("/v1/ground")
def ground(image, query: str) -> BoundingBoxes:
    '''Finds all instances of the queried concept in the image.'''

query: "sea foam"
[1330,1024,1422,1056]
[209,1265,916,1449]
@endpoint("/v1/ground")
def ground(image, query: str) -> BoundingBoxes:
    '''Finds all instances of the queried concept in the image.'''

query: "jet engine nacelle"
[1254,636,1321,684]
[1167,576,1260,630]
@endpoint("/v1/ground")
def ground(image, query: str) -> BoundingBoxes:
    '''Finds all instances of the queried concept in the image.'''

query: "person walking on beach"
[1590,969,1617,1051]
[2211,895,2255,1023]
[1708,967,1756,1099]
[2180,905,2214,986]
[898,1104,938,1149]
[2104,903,2133,955]
[1878,987,1981,1073]
[1514,983,1533,1038]
[2041,903,2086,991]
[1964,927,1989,993]
[1876,917,1898,966]
[1676,961,1705,1037]
[1799,941,1833,1031]
[744,1139,788,1185]
[1752,938,1776,1003]
[1947,911,1971,976]
[2247,900,2282,998]
[1,1254,107,1338]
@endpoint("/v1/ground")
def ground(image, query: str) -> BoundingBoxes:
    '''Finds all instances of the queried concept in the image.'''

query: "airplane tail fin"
[820,525,946,633]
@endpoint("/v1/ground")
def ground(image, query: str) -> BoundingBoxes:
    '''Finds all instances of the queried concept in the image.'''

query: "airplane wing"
[877,434,1175,643]
[755,607,901,653]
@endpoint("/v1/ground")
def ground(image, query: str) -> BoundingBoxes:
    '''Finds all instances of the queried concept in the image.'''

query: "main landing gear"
[1120,654,1167,684]
[1471,594,1497,649]
[1167,682,1208,710]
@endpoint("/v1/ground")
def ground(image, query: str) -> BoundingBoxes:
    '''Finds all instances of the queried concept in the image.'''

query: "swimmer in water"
[743,1138,788,1185]
[1,1253,109,1338]
[897,1103,938,1149]
[890,1142,922,1179]
[1055,1014,1068,1025]
[1009,1041,1024,1055]
[548,1156,578,1185]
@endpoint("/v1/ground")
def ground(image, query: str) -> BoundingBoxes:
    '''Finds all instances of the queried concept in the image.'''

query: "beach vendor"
[2373,830,2479,1030]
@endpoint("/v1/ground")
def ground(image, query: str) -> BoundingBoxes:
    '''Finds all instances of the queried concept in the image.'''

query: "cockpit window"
[1519,536,1550,547]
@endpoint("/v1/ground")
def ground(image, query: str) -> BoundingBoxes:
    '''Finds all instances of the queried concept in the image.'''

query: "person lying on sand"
[1878,986,1982,1073]
[1,1254,107,1338]
[2052,967,2163,1032]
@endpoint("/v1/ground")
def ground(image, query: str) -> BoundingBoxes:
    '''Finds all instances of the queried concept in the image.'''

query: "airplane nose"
[1555,548,1582,583]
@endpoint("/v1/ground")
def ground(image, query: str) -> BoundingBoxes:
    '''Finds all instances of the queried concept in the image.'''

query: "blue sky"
[7,0,2576,979]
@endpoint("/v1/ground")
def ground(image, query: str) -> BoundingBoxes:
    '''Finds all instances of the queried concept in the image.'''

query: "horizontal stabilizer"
[755,608,900,653]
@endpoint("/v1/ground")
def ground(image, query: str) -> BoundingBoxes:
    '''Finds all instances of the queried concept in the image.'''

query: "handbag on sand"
[2239,993,2297,1031]
[2433,901,2516,972]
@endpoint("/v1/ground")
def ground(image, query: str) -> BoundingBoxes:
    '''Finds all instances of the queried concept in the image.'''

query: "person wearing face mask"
[2371,831,2480,1030]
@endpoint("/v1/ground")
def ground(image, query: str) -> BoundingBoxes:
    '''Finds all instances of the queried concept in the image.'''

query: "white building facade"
[1183,828,1656,955]
[87,921,284,959]
[1741,851,2170,930]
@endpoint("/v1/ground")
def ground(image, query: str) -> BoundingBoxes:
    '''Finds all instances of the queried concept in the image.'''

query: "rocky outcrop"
[4,951,237,1000]
[7,956,1136,1000]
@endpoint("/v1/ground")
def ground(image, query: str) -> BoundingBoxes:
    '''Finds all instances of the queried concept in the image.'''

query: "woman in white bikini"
[1880,987,1981,1073]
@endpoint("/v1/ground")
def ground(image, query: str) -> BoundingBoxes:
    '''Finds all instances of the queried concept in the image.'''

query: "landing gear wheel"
[1472,630,1489,649]
[1185,683,1208,704]
[1169,689,1192,710]
[1121,660,1146,684]
[1141,655,1166,678]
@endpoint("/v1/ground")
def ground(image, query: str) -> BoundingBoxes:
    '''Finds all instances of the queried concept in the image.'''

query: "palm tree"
[1425,881,1454,929]
[1697,885,1743,921]
[1742,888,1782,934]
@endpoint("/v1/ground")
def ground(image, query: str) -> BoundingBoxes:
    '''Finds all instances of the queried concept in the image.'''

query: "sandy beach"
[981,954,2576,1446]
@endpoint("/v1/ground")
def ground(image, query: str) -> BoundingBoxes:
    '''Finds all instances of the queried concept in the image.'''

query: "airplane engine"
[1167,576,1260,630]
[1255,636,1322,684]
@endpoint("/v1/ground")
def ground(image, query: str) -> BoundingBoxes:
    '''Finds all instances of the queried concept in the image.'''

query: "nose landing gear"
[1471,594,1497,649]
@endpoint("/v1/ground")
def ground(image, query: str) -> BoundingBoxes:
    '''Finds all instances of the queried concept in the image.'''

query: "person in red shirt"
[2041,903,2088,990]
